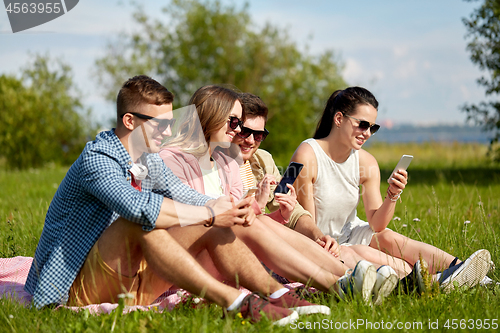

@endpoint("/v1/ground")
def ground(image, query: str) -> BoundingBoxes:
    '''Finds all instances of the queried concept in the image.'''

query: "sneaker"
[236,292,299,326]
[398,257,431,294]
[479,259,498,286]
[270,289,331,315]
[438,249,491,293]
[413,257,432,294]
[372,266,398,305]
[337,260,377,303]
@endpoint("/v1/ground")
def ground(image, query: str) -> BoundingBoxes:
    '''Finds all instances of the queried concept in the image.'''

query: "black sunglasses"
[237,126,269,142]
[122,112,176,132]
[228,116,243,131]
[343,114,380,135]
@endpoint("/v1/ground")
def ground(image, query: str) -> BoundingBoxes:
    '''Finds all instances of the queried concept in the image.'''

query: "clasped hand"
[207,196,256,227]
[315,234,340,257]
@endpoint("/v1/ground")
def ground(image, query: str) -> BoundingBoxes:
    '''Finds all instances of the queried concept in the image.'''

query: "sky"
[0,0,487,126]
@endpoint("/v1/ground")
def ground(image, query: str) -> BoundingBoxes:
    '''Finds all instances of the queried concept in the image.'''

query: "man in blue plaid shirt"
[24,76,303,325]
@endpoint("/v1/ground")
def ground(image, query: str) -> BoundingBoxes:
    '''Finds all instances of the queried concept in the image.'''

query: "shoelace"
[438,260,464,284]
[449,257,459,268]
[239,292,269,322]
[294,286,316,299]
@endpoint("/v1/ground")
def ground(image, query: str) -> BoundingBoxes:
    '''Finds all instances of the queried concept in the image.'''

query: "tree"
[95,0,346,167]
[463,0,500,161]
[0,54,94,169]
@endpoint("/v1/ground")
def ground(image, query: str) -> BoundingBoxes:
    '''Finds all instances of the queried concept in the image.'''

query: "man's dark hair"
[117,75,174,118]
[239,93,268,121]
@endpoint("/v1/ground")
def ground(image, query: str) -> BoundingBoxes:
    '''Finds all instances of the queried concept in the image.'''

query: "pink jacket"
[159,147,286,223]
[159,147,244,200]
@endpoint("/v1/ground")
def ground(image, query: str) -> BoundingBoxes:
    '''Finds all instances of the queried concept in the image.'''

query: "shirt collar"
[97,129,134,170]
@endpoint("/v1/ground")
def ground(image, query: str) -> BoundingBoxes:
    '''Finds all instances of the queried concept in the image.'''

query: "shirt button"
[128,161,132,165]
[127,177,130,181]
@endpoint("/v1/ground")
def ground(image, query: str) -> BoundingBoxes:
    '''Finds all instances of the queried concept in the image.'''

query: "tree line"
[1,0,499,169]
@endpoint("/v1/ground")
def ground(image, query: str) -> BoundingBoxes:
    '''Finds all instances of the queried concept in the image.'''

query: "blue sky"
[0,0,486,126]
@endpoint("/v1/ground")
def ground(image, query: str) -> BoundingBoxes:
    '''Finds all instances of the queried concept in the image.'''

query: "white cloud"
[343,58,364,82]
[393,45,409,59]
[394,59,418,79]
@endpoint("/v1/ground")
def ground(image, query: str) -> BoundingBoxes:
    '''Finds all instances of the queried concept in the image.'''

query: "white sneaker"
[414,258,431,293]
[337,260,377,303]
[480,260,498,286]
[438,249,491,293]
[372,265,398,305]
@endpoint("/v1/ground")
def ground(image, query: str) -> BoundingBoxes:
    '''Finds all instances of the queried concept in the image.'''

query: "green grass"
[1,143,500,332]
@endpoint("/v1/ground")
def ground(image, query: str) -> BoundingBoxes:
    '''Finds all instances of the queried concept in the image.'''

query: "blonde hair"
[162,105,208,156]
[189,85,244,144]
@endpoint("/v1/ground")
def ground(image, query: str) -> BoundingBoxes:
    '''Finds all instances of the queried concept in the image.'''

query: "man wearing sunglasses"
[24,76,300,325]
[232,93,340,255]
[121,111,177,154]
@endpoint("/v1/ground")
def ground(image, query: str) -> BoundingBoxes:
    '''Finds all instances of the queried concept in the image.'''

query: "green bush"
[0,54,95,169]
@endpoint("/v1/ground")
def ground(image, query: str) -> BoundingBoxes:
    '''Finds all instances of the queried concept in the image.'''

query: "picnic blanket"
[0,256,303,314]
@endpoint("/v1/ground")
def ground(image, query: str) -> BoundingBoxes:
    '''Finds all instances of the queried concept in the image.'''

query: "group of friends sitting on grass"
[24,76,494,325]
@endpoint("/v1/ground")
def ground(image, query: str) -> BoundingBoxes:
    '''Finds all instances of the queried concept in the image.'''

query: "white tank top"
[304,138,360,238]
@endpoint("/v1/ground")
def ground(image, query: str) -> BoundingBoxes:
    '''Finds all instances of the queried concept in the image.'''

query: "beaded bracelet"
[204,206,215,227]
[386,188,403,202]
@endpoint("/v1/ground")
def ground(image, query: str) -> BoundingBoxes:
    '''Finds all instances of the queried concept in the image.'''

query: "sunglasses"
[343,114,380,135]
[227,116,243,131]
[122,112,176,132]
[237,126,269,142]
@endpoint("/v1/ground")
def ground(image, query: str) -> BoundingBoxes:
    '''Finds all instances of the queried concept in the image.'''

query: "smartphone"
[388,155,413,181]
[274,162,304,194]
[242,186,258,199]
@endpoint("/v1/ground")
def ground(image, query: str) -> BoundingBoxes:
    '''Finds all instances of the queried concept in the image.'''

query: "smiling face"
[208,100,243,147]
[337,103,378,150]
[232,115,266,162]
[131,103,174,154]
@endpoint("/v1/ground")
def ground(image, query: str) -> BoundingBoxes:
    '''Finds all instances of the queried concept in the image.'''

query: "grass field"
[1,142,499,332]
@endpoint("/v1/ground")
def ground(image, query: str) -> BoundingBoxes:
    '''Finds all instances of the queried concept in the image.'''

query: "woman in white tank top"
[291,87,491,290]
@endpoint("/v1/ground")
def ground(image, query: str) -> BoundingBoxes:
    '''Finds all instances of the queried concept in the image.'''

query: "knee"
[374,229,410,248]
[231,218,268,241]
[339,245,355,256]
[207,226,238,245]
[248,218,268,233]
[376,229,397,240]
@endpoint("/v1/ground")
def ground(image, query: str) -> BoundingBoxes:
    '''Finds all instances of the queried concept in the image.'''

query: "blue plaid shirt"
[24,130,211,308]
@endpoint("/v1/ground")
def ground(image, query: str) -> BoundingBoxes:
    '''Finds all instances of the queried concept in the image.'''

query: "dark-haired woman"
[291,87,492,292]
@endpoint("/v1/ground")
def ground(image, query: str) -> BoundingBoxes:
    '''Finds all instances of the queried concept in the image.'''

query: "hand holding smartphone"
[274,162,304,194]
[388,155,413,182]
[242,186,258,199]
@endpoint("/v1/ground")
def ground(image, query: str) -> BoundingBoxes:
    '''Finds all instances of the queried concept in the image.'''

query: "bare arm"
[291,142,317,221]
[359,149,407,232]
[294,214,340,255]
[154,196,256,229]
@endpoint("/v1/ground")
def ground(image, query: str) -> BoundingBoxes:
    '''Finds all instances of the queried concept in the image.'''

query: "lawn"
[1,142,499,332]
